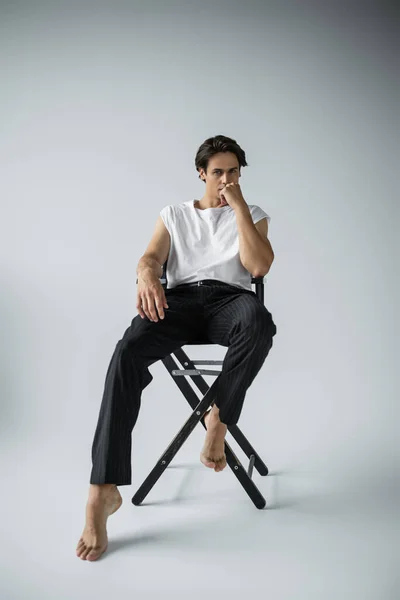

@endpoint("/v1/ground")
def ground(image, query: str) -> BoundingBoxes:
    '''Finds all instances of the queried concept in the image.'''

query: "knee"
[115,337,153,388]
[118,318,149,355]
[114,335,143,361]
[245,305,277,340]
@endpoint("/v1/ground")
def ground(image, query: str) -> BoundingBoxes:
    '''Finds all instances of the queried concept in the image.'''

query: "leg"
[200,288,276,471]
[90,290,205,485]
[205,289,276,425]
[77,290,204,560]
[201,404,228,472]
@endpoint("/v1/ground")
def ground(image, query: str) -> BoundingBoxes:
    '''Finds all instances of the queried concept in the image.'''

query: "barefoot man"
[76,135,277,560]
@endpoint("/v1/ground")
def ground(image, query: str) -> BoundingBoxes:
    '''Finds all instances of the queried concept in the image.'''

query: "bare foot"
[200,406,227,472]
[76,484,123,561]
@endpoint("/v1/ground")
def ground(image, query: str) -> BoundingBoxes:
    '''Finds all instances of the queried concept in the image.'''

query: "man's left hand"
[220,182,247,210]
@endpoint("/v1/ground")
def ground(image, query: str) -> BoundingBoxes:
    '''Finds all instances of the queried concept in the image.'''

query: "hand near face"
[219,182,246,210]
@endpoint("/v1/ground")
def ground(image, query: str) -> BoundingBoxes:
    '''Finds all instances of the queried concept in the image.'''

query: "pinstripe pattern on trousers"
[90,280,277,486]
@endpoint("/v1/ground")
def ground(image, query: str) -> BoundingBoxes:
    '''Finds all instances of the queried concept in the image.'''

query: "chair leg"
[227,425,269,476]
[167,350,269,476]
[224,443,266,509]
[131,389,266,509]
[131,379,218,506]
[131,354,268,509]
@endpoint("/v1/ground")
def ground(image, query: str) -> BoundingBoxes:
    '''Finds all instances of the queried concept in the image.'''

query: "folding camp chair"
[132,263,269,509]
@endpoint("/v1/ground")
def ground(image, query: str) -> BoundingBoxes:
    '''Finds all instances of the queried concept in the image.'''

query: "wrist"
[138,269,159,282]
[233,202,251,217]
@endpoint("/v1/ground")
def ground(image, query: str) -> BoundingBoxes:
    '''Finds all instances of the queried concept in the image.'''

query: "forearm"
[136,256,163,282]
[235,205,274,276]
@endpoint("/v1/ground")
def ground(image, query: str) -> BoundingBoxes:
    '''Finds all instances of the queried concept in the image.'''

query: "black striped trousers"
[90,280,277,486]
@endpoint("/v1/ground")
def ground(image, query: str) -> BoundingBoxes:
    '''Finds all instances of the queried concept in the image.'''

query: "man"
[76,134,277,561]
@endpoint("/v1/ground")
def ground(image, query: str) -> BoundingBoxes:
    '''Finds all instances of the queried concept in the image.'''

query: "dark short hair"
[195,135,248,180]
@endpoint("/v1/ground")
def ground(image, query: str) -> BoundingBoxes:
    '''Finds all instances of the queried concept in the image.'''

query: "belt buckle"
[198,280,203,286]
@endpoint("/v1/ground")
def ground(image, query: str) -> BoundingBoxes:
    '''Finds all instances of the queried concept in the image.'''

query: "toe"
[214,457,226,472]
[200,452,216,468]
[80,546,92,560]
[76,543,86,557]
[87,546,105,561]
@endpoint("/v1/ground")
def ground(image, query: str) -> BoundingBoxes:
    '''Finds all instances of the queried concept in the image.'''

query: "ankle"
[89,484,117,495]
[209,405,225,424]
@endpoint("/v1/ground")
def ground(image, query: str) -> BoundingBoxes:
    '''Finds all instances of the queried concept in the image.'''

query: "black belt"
[174,279,234,289]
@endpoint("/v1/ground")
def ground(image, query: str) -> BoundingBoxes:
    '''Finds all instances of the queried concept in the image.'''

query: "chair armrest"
[135,277,167,284]
[251,277,265,303]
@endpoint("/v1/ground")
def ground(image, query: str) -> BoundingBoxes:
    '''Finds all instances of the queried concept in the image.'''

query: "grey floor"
[1,426,398,600]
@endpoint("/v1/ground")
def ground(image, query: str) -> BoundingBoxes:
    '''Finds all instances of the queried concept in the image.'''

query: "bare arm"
[136,215,171,322]
[235,209,274,277]
[136,256,163,283]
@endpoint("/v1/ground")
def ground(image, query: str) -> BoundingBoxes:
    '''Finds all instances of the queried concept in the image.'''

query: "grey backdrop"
[0,1,398,599]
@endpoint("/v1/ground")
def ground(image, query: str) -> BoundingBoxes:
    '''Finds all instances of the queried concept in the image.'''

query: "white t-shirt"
[160,199,270,291]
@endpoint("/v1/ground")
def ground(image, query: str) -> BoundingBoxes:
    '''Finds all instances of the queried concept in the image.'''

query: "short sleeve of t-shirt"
[159,205,172,234]
[250,205,271,225]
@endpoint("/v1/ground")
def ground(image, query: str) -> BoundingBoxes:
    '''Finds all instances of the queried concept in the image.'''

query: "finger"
[141,298,152,321]
[155,298,165,320]
[136,297,146,319]
[146,297,158,322]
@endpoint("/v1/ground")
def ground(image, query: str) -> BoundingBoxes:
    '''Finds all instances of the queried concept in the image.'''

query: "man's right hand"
[136,276,169,322]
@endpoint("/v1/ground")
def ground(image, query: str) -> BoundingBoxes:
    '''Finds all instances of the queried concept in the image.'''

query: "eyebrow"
[212,167,238,171]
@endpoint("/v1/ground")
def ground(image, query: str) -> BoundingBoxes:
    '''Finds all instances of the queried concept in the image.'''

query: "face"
[199,152,241,201]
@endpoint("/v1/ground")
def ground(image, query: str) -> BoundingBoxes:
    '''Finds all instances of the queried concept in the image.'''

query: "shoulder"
[160,201,193,224]
[161,200,192,213]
